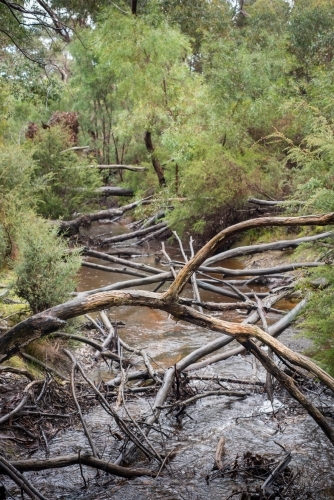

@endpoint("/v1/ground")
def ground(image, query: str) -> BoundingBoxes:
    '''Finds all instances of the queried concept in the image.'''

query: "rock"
[309,277,329,289]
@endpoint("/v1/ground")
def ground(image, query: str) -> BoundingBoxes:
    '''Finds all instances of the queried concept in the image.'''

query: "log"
[81,261,149,278]
[185,297,307,372]
[203,230,333,267]
[58,196,152,235]
[3,453,155,478]
[77,271,172,297]
[198,262,324,276]
[101,222,168,244]
[163,213,334,300]
[89,164,147,171]
[83,248,162,275]
[96,186,134,196]
[248,197,305,206]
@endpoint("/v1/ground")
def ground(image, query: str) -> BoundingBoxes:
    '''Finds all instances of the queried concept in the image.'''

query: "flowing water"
[6,222,334,499]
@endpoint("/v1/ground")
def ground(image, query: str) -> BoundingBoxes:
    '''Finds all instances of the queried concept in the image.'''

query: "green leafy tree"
[31,125,102,219]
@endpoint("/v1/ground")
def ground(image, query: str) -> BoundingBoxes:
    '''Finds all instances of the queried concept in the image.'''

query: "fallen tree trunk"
[2,453,155,478]
[199,262,324,277]
[203,230,333,267]
[83,248,163,275]
[101,222,168,244]
[90,164,147,171]
[58,197,151,235]
[81,261,149,278]
[96,186,134,196]
[248,198,305,206]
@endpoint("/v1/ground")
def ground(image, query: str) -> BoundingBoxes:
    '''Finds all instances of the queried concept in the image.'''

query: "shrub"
[299,264,334,376]
[30,125,102,219]
[14,215,81,313]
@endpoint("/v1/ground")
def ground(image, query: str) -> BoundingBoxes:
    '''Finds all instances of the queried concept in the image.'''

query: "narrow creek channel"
[9,222,334,499]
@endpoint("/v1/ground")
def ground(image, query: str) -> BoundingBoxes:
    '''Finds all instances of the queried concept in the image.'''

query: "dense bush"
[299,265,334,376]
[31,125,102,219]
[14,215,81,313]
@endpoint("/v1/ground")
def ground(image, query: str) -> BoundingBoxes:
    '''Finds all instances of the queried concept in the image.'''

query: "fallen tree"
[2,212,334,495]
[58,197,152,235]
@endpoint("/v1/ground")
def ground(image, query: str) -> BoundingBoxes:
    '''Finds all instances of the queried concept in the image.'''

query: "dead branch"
[96,310,115,359]
[1,453,155,478]
[81,261,149,278]
[157,389,249,409]
[0,380,42,424]
[89,164,147,171]
[203,230,333,267]
[0,455,47,500]
[0,365,35,380]
[20,352,68,381]
[185,297,306,372]
[83,248,162,274]
[58,196,152,235]
[214,436,226,470]
[64,349,100,458]
[102,222,168,244]
[51,333,123,362]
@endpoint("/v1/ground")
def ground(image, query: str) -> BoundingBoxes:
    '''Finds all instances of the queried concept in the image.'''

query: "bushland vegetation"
[1,1,334,375]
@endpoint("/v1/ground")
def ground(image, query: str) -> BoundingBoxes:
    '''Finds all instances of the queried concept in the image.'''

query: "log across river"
[4,221,334,499]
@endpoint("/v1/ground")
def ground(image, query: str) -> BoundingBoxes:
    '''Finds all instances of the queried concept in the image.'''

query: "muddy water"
[10,222,334,499]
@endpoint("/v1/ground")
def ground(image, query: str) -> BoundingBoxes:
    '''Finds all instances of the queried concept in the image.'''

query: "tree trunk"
[144,131,166,187]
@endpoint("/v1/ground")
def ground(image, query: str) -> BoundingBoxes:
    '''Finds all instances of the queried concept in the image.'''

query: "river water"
[7,222,334,499]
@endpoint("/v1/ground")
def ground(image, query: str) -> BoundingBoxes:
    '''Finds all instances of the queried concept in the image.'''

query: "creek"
[8,222,334,499]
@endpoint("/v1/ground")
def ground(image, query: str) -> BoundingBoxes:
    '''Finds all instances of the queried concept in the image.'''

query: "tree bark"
[144,131,166,187]
[2,454,155,478]
[96,186,134,196]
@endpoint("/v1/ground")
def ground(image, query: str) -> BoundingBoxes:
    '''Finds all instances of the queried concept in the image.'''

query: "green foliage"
[0,144,43,264]
[31,126,102,219]
[14,215,81,314]
[288,0,334,68]
[299,264,334,376]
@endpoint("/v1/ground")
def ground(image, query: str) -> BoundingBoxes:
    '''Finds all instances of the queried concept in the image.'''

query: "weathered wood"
[0,455,47,500]
[185,298,307,372]
[83,248,162,274]
[102,222,167,244]
[50,333,123,362]
[0,366,35,380]
[96,186,134,196]
[58,196,151,235]
[163,213,334,300]
[203,230,333,267]
[81,261,149,278]
[3,453,155,478]
[214,437,225,470]
[90,164,147,171]
[65,349,100,458]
